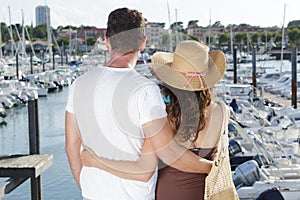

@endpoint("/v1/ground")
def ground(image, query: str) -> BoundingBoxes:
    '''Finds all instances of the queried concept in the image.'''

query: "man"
[65,7,212,200]
[230,98,239,113]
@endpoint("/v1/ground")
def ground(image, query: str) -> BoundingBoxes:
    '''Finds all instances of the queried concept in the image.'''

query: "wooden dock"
[0,154,53,178]
[0,99,53,200]
[263,92,300,108]
[0,154,53,198]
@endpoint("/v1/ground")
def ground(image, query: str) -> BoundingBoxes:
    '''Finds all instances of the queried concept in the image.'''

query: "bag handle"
[214,100,229,166]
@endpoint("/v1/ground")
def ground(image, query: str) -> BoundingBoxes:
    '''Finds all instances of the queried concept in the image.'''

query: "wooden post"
[291,48,297,109]
[233,48,237,84]
[52,52,55,70]
[30,52,33,74]
[252,48,257,97]
[61,43,64,66]
[42,51,45,72]
[28,98,42,200]
[28,98,40,155]
[65,50,68,65]
[16,53,19,80]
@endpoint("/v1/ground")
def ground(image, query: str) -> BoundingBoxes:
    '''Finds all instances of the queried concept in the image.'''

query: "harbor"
[0,57,299,199]
[1,1,300,199]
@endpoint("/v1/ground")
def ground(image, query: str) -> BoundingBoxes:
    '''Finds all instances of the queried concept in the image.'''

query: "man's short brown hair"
[106,8,145,54]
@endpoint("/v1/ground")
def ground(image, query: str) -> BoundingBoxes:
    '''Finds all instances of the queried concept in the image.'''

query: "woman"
[81,40,228,199]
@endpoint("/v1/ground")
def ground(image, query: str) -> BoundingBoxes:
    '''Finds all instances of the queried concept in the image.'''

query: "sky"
[0,0,300,29]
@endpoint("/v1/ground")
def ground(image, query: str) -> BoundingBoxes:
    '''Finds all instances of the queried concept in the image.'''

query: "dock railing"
[0,96,53,200]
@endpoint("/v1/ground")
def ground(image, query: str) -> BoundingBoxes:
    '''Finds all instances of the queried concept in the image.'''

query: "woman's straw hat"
[151,40,226,91]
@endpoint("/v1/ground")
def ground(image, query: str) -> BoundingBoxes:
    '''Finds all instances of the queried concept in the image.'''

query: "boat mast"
[21,10,26,60]
[175,8,179,46]
[46,3,52,65]
[85,30,88,54]
[208,8,211,48]
[25,26,37,57]
[167,0,172,52]
[0,23,2,60]
[69,26,72,58]
[8,6,15,57]
[230,25,233,55]
[280,3,286,76]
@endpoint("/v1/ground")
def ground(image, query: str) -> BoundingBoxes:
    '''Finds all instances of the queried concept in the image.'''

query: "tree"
[86,37,96,46]
[287,20,300,28]
[158,23,165,29]
[219,33,230,46]
[287,27,300,47]
[251,32,261,45]
[234,32,247,44]
[170,22,184,32]
[0,22,11,42]
[32,24,47,39]
[187,20,199,28]
[212,21,223,28]
[188,35,199,41]
[57,38,69,47]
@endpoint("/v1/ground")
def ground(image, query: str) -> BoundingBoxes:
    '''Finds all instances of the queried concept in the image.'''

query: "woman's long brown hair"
[161,85,212,142]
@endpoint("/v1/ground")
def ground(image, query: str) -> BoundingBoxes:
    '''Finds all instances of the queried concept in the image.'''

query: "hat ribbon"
[172,66,207,89]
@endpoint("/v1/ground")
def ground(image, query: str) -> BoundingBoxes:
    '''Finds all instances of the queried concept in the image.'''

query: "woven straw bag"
[204,101,239,200]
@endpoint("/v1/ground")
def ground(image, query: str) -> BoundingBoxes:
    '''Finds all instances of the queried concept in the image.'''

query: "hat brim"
[151,50,226,91]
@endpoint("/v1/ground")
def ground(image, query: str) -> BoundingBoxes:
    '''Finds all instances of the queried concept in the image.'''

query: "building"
[77,28,106,41]
[35,5,50,26]
[145,22,165,48]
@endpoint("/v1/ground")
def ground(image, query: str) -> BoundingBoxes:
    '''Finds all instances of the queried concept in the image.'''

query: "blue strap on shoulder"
[162,95,171,104]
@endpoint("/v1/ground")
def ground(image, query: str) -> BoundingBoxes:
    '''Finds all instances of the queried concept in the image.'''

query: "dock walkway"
[263,92,300,108]
[0,99,53,200]
[0,154,53,198]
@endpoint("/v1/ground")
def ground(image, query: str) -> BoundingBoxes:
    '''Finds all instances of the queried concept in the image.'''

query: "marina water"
[0,87,81,200]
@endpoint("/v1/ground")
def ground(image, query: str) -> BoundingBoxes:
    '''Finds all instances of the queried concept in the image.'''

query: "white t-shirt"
[66,66,167,200]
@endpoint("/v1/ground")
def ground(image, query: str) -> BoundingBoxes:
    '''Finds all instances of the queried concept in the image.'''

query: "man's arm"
[142,117,212,174]
[65,111,82,189]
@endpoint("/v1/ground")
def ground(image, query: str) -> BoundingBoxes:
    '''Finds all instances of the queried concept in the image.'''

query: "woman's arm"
[81,138,158,182]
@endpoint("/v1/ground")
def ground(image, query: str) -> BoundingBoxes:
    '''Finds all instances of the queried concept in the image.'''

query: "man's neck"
[106,51,138,69]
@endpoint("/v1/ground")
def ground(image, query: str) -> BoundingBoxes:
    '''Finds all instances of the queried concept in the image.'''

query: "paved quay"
[263,92,300,108]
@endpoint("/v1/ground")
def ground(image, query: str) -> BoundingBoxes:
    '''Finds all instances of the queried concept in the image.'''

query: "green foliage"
[212,21,223,28]
[188,20,199,27]
[86,37,96,46]
[234,32,247,44]
[287,27,300,47]
[219,33,230,45]
[287,20,300,28]
[188,35,199,41]
[32,24,47,39]
[170,22,184,32]
[251,32,261,44]
[158,23,165,28]
[57,38,69,47]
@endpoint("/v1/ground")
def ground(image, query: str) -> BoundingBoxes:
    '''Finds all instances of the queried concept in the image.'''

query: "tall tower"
[35,5,50,26]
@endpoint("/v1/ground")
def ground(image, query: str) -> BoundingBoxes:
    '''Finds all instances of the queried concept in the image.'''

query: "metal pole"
[291,48,297,109]
[52,51,55,70]
[16,53,19,80]
[233,48,237,84]
[30,52,33,74]
[65,47,68,65]
[61,43,64,66]
[42,51,45,72]
[252,48,257,97]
